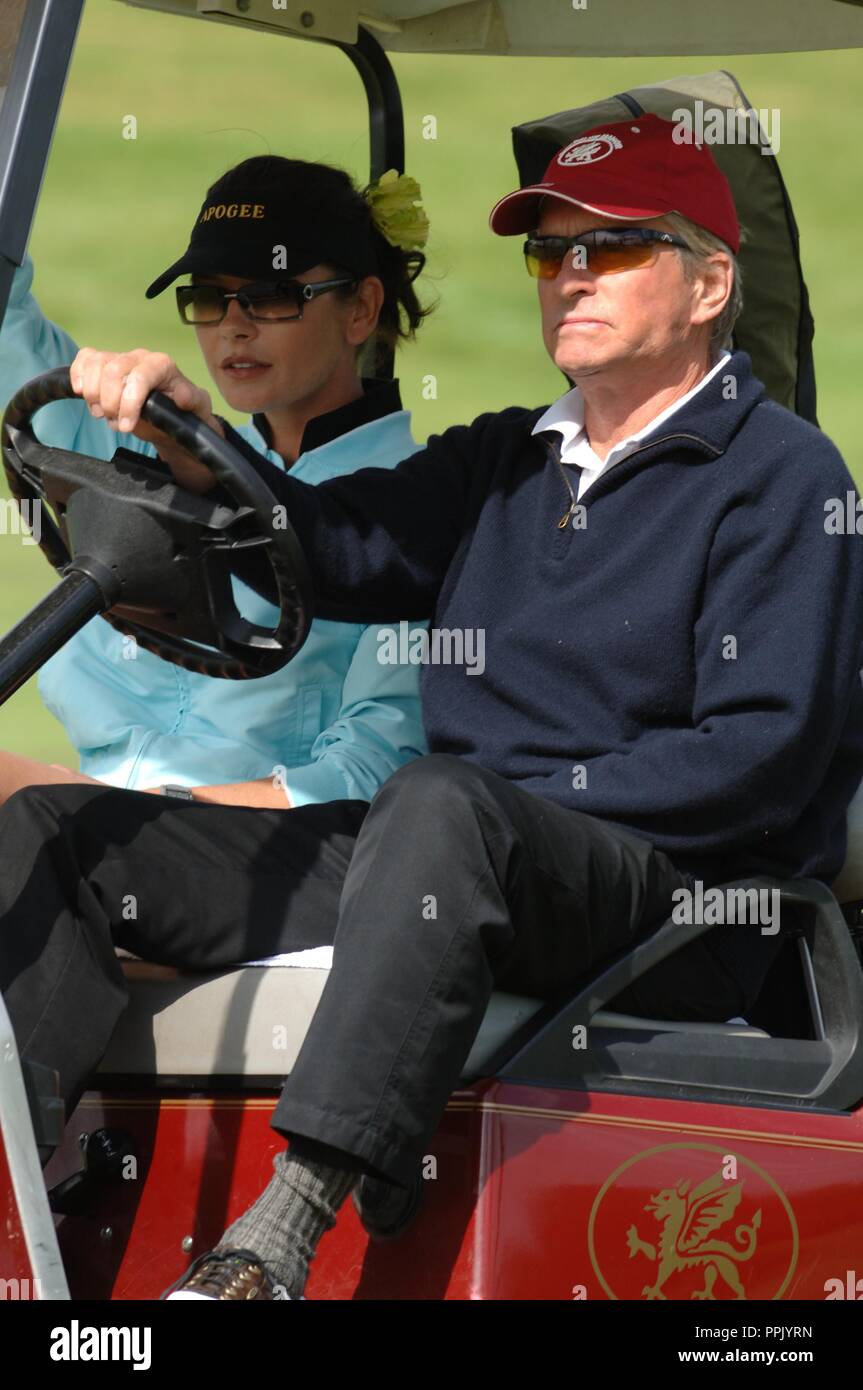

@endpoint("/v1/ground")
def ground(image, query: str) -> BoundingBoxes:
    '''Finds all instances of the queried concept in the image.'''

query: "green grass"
[1,2,861,760]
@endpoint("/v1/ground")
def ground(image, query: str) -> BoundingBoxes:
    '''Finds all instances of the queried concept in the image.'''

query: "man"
[2,115,862,1300]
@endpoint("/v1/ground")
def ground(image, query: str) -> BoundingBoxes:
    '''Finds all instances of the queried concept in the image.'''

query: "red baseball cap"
[489,113,740,253]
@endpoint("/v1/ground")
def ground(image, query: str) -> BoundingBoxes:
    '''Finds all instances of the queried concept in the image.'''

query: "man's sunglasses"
[523,228,689,279]
[176,275,358,324]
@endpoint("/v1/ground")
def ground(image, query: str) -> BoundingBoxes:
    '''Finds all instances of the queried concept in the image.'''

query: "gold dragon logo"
[626,1170,761,1300]
[588,1143,798,1300]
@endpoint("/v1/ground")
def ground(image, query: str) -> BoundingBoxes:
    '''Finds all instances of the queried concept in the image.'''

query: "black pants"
[0,754,781,1188]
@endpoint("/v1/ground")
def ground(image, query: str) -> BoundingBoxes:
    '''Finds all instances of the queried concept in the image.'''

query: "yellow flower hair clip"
[365,169,430,252]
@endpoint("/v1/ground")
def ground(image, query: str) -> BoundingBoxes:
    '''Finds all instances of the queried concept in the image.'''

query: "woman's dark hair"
[205,155,433,359]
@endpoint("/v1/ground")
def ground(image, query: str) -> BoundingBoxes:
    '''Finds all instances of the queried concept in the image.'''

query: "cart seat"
[96,954,768,1086]
[96,759,863,1083]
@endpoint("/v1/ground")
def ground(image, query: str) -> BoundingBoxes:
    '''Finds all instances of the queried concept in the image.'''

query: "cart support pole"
[0,990,70,1299]
[327,25,406,381]
[0,0,85,340]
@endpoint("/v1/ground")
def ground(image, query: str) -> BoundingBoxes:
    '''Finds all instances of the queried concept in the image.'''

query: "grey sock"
[216,1144,359,1298]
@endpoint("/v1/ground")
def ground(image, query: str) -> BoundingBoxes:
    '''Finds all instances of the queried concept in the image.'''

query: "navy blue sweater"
[223,351,863,886]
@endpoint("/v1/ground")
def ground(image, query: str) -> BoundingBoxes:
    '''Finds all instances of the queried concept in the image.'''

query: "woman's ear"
[345,274,385,347]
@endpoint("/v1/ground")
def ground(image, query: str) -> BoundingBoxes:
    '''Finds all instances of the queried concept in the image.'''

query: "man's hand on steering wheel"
[70,348,222,494]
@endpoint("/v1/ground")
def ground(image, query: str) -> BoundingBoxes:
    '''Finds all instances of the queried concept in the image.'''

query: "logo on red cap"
[556,133,623,166]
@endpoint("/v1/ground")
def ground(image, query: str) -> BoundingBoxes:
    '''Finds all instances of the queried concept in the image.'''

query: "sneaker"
[353,1168,424,1240]
[161,1248,300,1300]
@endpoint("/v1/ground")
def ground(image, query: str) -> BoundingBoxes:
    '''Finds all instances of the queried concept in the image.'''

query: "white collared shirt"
[532,350,731,500]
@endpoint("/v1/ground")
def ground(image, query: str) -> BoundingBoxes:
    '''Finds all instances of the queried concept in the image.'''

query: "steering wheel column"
[0,367,314,707]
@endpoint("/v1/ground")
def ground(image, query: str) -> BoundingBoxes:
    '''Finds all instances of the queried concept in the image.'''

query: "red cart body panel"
[11,1081,857,1301]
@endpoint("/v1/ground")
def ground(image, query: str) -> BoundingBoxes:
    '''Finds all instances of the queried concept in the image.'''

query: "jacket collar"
[252,376,404,457]
[531,349,766,463]
[657,348,766,454]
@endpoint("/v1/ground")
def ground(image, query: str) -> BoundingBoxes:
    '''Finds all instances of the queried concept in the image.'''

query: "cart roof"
[117,0,863,56]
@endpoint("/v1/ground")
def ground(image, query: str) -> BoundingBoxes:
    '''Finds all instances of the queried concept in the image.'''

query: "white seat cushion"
[98,956,767,1083]
[98,962,544,1081]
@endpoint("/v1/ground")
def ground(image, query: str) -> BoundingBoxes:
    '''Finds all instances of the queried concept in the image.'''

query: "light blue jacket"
[0,254,428,803]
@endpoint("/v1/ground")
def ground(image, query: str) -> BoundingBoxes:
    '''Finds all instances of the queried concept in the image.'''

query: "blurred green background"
[1,1,861,762]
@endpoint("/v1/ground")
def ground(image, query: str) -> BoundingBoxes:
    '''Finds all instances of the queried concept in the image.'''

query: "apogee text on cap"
[198,203,266,223]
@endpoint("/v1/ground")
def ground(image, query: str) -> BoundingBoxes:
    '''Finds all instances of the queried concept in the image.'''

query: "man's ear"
[690,252,732,330]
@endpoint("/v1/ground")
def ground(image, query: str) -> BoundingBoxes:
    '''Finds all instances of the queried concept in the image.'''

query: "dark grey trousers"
[0,754,780,1187]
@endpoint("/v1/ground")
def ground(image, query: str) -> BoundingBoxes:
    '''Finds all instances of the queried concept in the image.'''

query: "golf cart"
[2,0,863,1302]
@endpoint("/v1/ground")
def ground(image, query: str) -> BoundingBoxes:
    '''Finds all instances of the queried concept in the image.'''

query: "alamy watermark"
[824,1269,863,1299]
[672,101,779,155]
[1,1276,43,1299]
[50,1321,151,1369]
[0,497,41,545]
[672,879,780,935]
[377,621,485,676]
[824,492,863,533]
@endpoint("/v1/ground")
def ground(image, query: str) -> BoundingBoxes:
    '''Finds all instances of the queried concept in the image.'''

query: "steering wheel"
[1,367,313,678]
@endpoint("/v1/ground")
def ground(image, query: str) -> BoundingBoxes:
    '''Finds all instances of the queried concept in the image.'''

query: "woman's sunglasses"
[523,227,689,280]
[176,275,358,325]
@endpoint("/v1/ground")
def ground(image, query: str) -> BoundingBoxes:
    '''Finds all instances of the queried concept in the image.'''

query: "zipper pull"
[540,432,579,531]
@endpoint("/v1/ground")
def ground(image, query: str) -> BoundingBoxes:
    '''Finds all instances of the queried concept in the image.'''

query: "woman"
[0,155,431,809]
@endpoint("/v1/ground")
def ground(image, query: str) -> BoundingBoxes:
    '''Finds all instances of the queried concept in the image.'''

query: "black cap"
[145,181,380,299]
